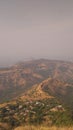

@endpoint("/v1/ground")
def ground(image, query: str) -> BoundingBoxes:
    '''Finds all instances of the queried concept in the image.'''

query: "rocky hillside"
[0,80,72,130]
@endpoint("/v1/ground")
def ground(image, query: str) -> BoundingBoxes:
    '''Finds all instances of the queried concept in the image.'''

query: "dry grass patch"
[14,126,73,130]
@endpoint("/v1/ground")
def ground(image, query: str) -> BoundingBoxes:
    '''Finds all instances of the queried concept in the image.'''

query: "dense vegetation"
[0,98,73,130]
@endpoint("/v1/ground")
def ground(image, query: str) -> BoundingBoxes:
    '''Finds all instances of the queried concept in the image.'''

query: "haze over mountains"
[0,57,73,68]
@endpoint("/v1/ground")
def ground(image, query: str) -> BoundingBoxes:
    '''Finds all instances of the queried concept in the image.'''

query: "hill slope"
[0,59,73,103]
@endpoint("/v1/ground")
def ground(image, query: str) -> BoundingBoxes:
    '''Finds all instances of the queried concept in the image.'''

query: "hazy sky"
[0,0,73,66]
